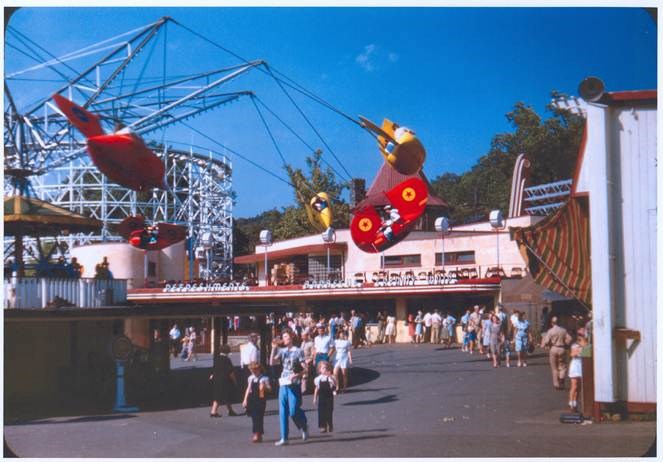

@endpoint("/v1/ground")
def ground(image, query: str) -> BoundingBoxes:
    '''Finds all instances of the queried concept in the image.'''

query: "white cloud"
[355,44,399,72]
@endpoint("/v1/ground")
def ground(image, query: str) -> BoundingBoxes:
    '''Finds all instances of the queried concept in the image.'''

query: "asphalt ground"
[4,343,656,457]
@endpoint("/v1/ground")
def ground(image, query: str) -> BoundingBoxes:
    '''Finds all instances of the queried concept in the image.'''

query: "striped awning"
[509,197,591,307]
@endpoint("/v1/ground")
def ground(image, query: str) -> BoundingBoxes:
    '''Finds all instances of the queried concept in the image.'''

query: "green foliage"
[430,95,583,224]
[233,150,352,254]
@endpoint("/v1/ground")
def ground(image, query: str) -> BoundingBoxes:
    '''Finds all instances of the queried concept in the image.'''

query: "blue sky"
[5,7,657,217]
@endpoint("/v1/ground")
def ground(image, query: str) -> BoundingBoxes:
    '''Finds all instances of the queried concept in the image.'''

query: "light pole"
[434,217,451,268]
[489,210,505,274]
[259,229,272,286]
[321,227,337,281]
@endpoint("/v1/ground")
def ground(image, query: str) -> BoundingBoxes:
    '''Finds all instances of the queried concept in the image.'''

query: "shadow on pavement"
[8,414,137,426]
[300,433,394,445]
[342,394,398,406]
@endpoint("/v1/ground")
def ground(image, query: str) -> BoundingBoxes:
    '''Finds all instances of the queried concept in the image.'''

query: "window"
[384,254,421,268]
[148,261,157,277]
[307,255,343,281]
[435,251,475,265]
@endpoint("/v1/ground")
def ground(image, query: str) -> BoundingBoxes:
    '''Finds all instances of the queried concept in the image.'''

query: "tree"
[430,94,583,224]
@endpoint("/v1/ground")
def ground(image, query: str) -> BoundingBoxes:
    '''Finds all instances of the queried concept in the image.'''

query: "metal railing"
[4,277,128,309]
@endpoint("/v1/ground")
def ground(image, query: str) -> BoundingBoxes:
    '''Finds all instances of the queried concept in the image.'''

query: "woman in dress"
[332,330,353,393]
[481,313,492,358]
[513,312,531,367]
[487,314,503,368]
[407,313,416,343]
[209,343,239,417]
[385,314,397,344]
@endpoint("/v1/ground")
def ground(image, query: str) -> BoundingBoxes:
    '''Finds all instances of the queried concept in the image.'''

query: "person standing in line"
[440,312,451,348]
[385,314,397,344]
[209,344,239,417]
[313,361,337,433]
[186,327,198,361]
[568,337,585,412]
[332,330,353,393]
[350,310,360,348]
[460,309,471,352]
[445,312,457,348]
[376,311,386,344]
[169,323,181,358]
[414,310,424,344]
[300,329,315,394]
[407,313,416,343]
[513,312,531,367]
[423,310,433,343]
[540,316,573,389]
[431,309,442,344]
[271,329,308,446]
[242,361,271,443]
[312,323,334,367]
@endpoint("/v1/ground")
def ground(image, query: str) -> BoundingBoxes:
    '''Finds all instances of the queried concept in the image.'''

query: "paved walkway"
[4,344,655,457]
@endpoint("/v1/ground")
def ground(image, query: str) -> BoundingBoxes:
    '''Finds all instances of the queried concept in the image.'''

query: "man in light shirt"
[423,311,433,343]
[431,310,443,344]
[312,323,335,367]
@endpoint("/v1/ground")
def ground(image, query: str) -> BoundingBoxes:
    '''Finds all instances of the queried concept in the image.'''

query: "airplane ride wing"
[52,94,105,138]
[385,177,429,220]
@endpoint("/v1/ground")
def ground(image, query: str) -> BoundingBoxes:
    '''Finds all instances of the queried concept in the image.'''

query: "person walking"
[241,333,261,384]
[312,323,334,367]
[487,314,503,368]
[209,343,239,417]
[270,329,308,446]
[313,360,337,433]
[332,330,353,393]
[385,314,397,344]
[481,313,491,358]
[540,316,573,389]
[242,362,271,442]
[513,312,532,367]
[445,312,456,347]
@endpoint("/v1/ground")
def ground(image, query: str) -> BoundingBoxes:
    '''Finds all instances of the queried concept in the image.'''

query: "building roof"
[355,162,448,209]
[234,242,348,264]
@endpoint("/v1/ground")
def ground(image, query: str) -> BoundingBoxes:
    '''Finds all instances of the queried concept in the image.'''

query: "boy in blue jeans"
[270,329,308,446]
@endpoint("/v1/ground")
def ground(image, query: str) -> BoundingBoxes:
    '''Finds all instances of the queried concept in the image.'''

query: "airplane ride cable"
[172,20,362,133]
[268,68,364,128]
[250,95,289,167]
[6,27,98,105]
[252,96,350,185]
[120,29,161,121]
[178,121,299,190]
[263,64,353,182]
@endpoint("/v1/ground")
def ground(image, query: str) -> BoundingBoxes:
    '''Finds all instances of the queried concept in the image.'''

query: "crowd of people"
[168,323,206,361]
[164,303,591,445]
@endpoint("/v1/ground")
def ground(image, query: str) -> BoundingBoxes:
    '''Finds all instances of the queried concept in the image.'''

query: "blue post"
[113,360,139,413]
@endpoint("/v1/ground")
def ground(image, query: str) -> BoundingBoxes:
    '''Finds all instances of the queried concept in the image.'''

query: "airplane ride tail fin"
[52,93,105,138]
